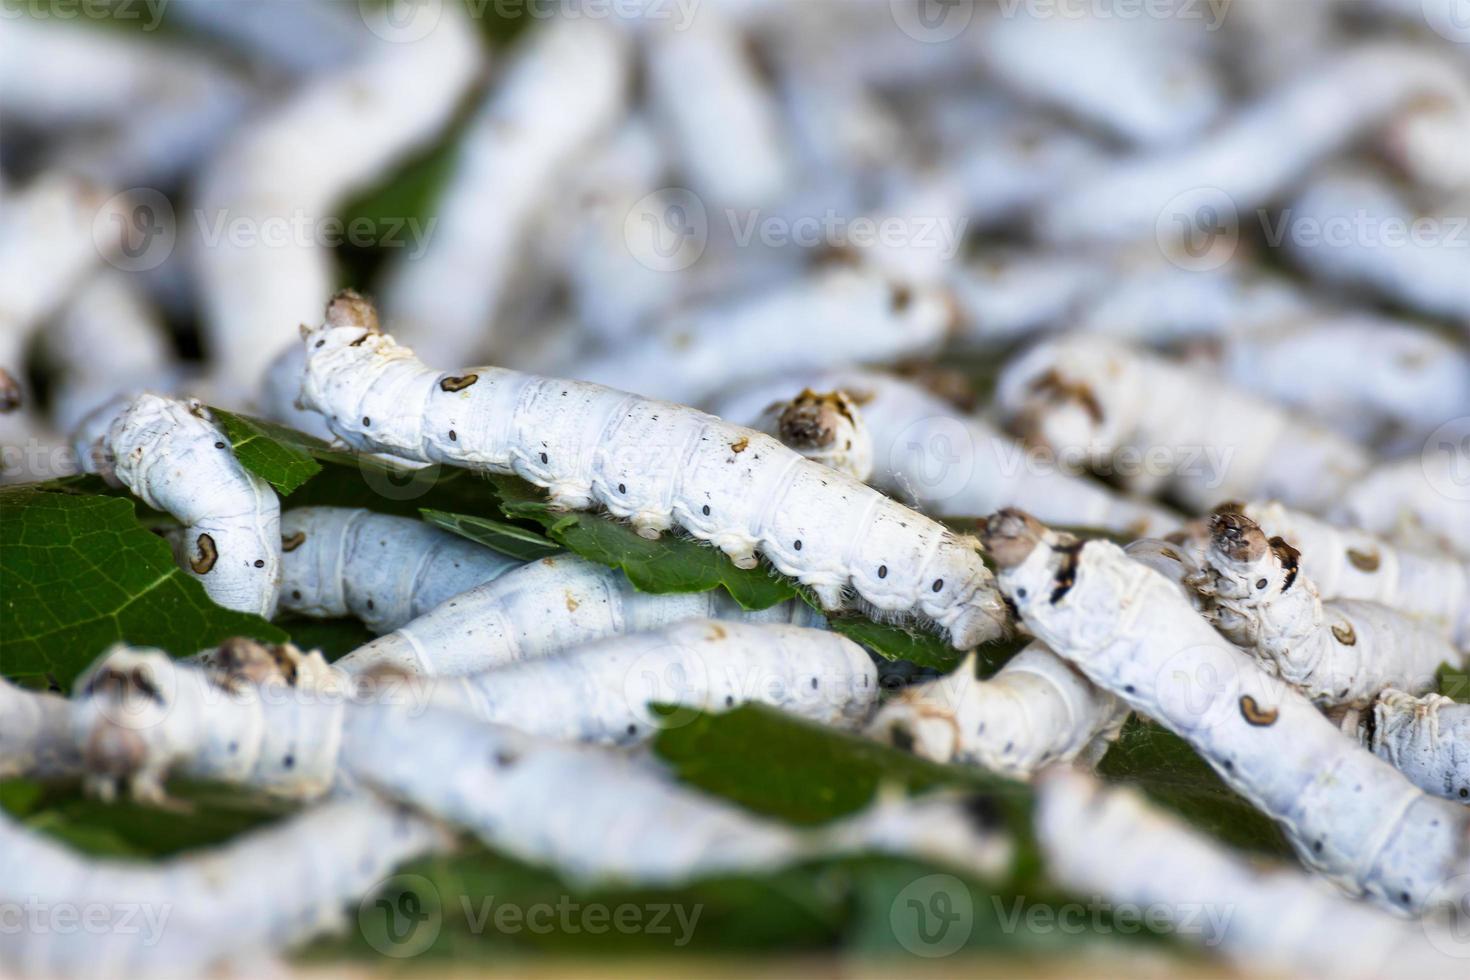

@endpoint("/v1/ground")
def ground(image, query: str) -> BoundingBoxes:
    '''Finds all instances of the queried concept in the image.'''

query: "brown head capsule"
[777,390,853,451]
[1027,368,1104,425]
[325,288,380,333]
[1209,511,1268,565]
[979,508,1047,570]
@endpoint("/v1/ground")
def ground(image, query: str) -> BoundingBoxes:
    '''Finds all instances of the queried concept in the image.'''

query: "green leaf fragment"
[210,408,325,495]
[419,508,561,561]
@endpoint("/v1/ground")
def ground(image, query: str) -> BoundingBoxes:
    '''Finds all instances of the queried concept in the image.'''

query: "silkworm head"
[978,509,1047,570]
[325,289,380,333]
[1207,511,1268,566]
[777,390,848,451]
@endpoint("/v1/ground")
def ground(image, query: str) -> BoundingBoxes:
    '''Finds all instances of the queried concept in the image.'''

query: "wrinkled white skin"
[0,798,442,980]
[1034,43,1470,245]
[380,19,628,367]
[975,9,1223,146]
[987,511,1470,916]
[87,394,281,617]
[995,335,1371,514]
[1332,452,1470,560]
[740,389,874,482]
[1286,170,1470,326]
[1349,690,1470,804]
[72,647,1011,888]
[278,507,522,633]
[714,369,1179,539]
[192,5,481,400]
[0,681,81,780]
[1241,501,1470,648]
[435,619,878,744]
[643,6,792,209]
[1191,514,1460,708]
[1036,768,1468,979]
[565,267,953,408]
[44,272,178,437]
[298,294,1007,649]
[337,553,825,677]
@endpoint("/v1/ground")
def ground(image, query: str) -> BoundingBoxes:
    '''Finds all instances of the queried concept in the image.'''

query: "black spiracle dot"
[362,416,371,427]
[793,539,802,551]
[618,483,626,494]
[702,504,711,516]
[214,441,226,449]
[1255,578,1268,589]
[282,754,295,769]
[626,724,636,736]
[810,677,818,689]
[877,565,888,578]
[448,430,457,441]
[931,578,944,592]
[253,559,265,568]
[292,590,302,600]
[366,599,375,610]
[1460,788,1468,799]
[725,695,734,706]
[540,452,548,464]
[1016,587,1027,598]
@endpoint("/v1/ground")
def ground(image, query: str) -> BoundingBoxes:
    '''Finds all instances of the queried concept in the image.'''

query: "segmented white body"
[713,369,1179,539]
[995,336,1370,513]
[565,267,953,408]
[338,553,825,677]
[299,294,1007,650]
[73,647,1011,888]
[0,798,442,979]
[1237,501,1470,646]
[1033,44,1470,244]
[436,620,877,744]
[1191,512,1462,708]
[192,6,481,397]
[85,394,281,617]
[1287,170,1470,325]
[380,19,628,366]
[1331,452,1470,560]
[0,681,80,780]
[278,507,522,633]
[949,251,1113,348]
[1036,768,1468,979]
[984,510,1470,915]
[1352,690,1470,804]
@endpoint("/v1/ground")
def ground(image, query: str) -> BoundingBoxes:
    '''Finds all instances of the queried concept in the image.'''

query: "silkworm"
[1228,500,1470,648]
[72,644,1012,888]
[1330,451,1470,560]
[299,292,1008,650]
[0,798,443,979]
[982,508,1470,915]
[564,266,954,408]
[79,394,281,617]
[1036,767,1468,979]
[434,619,878,744]
[949,250,1114,349]
[165,0,368,76]
[1033,43,1470,245]
[0,680,81,780]
[995,335,1372,514]
[742,389,874,481]
[379,18,629,367]
[192,6,481,401]
[337,553,825,678]
[1188,511,1462,708]
[278,507,522,633]
[1348,689,1470,804]
[1285,169,1470,326]
[712,369,1179,539]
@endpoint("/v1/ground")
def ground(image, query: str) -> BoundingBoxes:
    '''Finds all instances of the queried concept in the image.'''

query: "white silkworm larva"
[868,538,1196,777]
[1232,500,1470,647]
[0,681,81,780]
[1036,767,1468,979]
[42,271,179,437]
[300,292,1007,650]
[565,266,953,408]
[712,369,1179,539]
[975,9,1224,147]
[1033,43,1470,245]
[1285,169,1470,326]
[0,798,443,979]
[1330,451,1470,561]
[741,389,874,482]
[380,19,628,367]
[81,394,282,617]
[1349,690,1470,804]
[643,7,793,209]
[192,6,481,400]
[948,251,1115,349]
[434,619,878,743]
[72,646,1012,888]
[1077,259,1313,343]
[981,509,1470,916]
[995,335,1371,514]
[278,507,522,633]
[1188,511,1462,709]
[337,553,825,677]
[164,0,368,77]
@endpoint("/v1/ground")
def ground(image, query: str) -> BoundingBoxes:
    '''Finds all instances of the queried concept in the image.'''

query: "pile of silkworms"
[1,1,1468,976]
